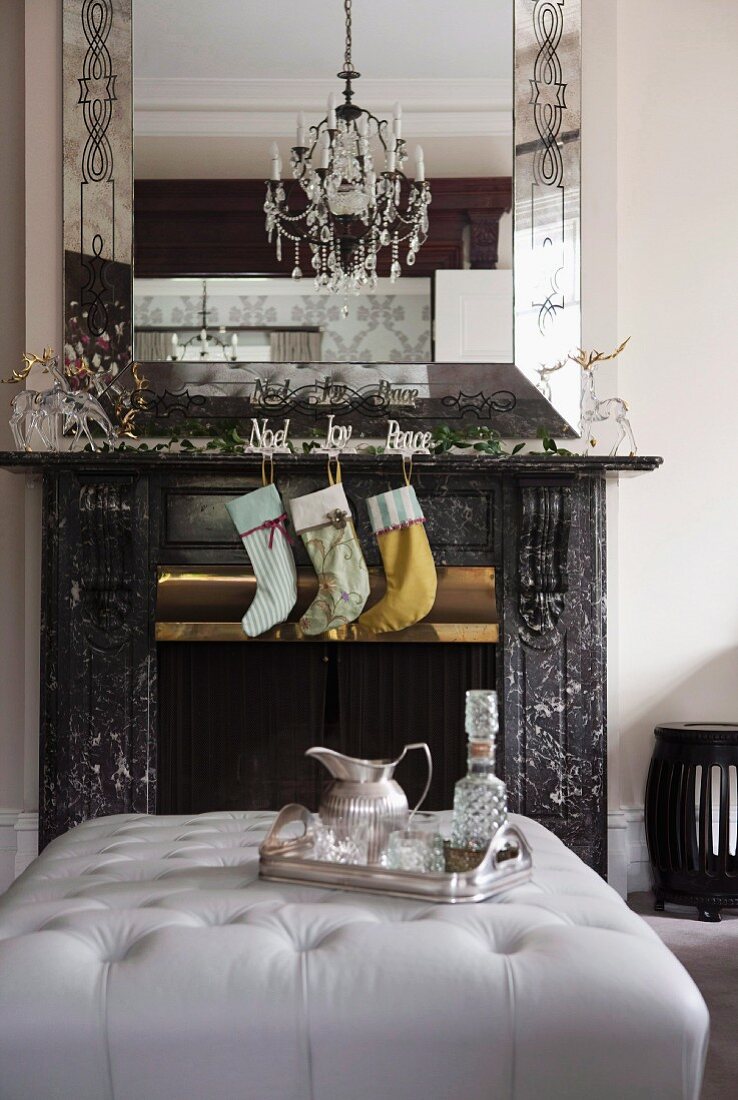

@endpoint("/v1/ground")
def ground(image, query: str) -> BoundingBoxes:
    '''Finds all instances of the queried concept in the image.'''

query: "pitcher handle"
[400,742,433,825]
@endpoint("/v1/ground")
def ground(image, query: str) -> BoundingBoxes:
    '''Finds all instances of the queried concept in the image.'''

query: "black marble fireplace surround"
[0,451,661,876]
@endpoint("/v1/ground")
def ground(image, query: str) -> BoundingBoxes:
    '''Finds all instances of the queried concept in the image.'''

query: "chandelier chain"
[344,0,353,71]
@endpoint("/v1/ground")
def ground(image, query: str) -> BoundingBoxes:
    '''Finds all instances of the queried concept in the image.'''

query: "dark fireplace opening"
[157,642,496,815]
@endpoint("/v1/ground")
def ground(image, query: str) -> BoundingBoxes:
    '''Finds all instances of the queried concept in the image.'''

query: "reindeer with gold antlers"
[4,348,58,450]
[539,339,635,456]
[5,348,117,451]
[571,338,635,456]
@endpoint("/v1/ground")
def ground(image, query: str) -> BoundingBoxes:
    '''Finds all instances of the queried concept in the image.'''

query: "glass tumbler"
[382,828,446,873]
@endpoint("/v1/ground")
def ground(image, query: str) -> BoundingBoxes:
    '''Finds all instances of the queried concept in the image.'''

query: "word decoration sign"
[248,418,291,452]
[321,414,353,452]
[249,376,420,412]
[384,419,432,455]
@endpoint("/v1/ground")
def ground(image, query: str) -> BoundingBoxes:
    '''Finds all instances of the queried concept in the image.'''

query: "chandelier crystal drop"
[264,0,431,302]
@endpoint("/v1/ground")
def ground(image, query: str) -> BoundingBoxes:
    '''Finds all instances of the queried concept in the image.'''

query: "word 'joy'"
[322,414,353,451]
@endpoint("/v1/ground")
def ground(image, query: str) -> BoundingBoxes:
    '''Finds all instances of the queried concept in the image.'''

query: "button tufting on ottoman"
[0,811,708,1100]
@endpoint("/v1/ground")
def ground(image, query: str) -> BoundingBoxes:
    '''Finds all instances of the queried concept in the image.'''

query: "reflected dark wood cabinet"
[0,451,661,876]
[134,178,513,278]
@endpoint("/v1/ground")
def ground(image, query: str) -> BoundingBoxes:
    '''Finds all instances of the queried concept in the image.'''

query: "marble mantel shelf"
[0,451,663,476]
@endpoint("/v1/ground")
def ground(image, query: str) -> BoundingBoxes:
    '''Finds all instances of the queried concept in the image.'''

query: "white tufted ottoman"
[0,811,707,1100]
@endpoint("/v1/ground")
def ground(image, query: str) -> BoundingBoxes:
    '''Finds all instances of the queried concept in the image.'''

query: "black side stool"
[645,723,738,921]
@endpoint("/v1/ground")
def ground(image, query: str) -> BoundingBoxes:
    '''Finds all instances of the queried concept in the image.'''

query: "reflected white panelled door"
[433,270,513,363]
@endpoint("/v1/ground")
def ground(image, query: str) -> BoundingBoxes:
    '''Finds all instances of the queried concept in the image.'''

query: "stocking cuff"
[226,483,285,536]
[366,485,426,536]
[289,483,352,535]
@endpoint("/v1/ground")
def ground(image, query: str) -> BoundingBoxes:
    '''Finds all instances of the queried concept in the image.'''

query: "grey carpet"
[629,892,738,1099]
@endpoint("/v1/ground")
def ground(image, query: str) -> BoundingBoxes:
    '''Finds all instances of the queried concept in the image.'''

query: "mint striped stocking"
[226,484,297,637]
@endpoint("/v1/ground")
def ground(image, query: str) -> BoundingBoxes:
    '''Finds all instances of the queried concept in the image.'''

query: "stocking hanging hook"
[261,452,275,486]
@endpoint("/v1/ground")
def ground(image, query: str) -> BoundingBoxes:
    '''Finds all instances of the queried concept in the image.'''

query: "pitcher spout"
[305,746,400,783]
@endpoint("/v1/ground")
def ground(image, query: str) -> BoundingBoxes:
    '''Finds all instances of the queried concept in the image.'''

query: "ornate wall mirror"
[62,0,581,437]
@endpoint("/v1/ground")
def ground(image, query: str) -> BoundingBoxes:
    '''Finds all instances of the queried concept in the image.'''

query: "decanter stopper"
[466,688,499,744]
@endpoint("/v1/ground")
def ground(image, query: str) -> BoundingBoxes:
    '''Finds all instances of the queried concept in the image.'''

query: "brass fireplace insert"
[156,566,498,643]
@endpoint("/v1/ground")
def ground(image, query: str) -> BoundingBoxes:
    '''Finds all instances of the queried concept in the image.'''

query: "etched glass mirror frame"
[62,0,582,438]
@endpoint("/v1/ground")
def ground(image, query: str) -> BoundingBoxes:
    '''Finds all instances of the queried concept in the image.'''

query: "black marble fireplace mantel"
[0,450,662,875]
[0,450,662,475]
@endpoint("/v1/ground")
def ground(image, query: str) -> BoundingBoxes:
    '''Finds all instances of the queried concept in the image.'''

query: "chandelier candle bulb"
[270,143,281,181]
[327,93,337,130]
[296,112,306,148]
[393,101,402,139]
[415,146,425,181]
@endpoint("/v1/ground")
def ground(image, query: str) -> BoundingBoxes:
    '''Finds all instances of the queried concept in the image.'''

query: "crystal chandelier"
[168,280,239,362]
[264,0,431,306]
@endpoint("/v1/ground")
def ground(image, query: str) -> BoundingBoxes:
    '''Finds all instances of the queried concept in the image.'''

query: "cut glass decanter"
[451,690,508,850]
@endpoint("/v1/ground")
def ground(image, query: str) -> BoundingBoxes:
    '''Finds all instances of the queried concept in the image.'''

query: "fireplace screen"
[158,642,496,815]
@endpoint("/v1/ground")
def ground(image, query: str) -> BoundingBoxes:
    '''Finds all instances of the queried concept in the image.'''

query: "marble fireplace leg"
[39,472,155,846]
[499,477,607,876]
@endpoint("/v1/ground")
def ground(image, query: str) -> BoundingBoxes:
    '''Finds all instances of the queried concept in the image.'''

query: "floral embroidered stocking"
[289,477,370,636]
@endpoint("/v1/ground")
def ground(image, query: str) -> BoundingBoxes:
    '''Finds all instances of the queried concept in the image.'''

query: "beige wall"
[0,0,27,821]
[615,0,738,814]
[0,1,59,887]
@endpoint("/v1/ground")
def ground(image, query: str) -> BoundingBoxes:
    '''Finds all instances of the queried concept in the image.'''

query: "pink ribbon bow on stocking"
[241,512,294,549]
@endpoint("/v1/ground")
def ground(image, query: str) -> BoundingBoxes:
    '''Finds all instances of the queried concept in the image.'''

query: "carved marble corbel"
[518,485,572,635]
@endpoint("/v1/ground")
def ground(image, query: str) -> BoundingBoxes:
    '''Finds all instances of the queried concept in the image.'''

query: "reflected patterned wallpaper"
[134,288,431,363]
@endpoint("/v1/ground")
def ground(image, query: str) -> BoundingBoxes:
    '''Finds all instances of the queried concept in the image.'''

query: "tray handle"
[469,823,532,882]
[260,803,315,857]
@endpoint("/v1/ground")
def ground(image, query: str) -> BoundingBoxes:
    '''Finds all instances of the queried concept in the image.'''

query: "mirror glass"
[131,0,514,369]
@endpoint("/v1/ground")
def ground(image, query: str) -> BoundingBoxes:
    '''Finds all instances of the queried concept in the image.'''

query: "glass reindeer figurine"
[6,348,117,452]
[541,338,636,456]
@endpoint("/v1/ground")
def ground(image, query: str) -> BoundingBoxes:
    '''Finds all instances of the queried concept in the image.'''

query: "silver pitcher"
[306,743,432,864]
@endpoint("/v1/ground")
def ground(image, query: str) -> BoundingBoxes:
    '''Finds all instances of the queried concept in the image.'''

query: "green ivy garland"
[88,421,575,457]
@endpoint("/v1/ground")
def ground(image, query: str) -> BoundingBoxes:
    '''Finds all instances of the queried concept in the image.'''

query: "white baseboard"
[608,807,651,898]
[0,810,39,893]
[0,812,18,895]
[608,804,737,899]
[14,812,39,877]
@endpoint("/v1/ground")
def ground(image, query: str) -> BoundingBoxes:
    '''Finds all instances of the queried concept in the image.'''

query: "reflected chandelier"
[264,0,431,307]
[169,280,239,363]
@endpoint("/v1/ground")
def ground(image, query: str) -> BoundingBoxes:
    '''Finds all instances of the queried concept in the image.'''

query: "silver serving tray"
[259,804,533,904]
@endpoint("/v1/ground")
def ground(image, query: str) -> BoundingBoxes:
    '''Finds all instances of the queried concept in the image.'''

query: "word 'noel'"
[249,418,291,450]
